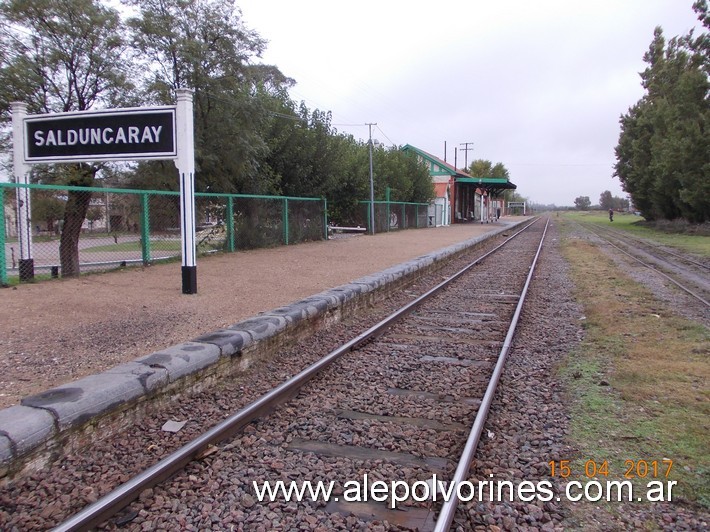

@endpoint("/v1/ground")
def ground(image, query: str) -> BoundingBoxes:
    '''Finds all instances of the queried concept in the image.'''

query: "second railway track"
[578,222,710,310]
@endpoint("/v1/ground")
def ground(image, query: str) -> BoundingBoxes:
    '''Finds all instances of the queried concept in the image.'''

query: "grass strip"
[558,221,709,515]
[562,211,710,256]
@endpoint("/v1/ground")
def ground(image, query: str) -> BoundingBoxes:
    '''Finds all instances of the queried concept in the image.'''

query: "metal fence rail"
[359,200,429,234]
[1,183,327,285]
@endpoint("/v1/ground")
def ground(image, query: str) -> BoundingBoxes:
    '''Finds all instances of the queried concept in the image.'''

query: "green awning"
[455,177,513,185]
[455,177,517,191]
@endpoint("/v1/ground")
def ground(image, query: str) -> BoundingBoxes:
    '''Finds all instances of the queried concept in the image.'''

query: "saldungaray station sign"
[24,107,176,163]
[13,93,196,293]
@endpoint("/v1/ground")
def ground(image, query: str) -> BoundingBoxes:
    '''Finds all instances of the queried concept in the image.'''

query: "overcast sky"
[238,0,702,206]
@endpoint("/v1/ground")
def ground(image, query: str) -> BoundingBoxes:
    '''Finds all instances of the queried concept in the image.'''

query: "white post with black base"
[11,102,34,281]
[174,89,197,294]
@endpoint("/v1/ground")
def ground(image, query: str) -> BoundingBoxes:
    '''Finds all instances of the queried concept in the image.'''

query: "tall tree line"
[0,0,433,275]
[614,1,709,223]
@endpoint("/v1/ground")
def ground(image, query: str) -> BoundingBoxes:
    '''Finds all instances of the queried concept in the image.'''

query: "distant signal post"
[12,89,198,293]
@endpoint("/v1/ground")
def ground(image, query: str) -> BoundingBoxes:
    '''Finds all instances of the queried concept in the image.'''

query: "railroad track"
[50,217,550,531]
[596,225,709,271]
[579,222,710,309]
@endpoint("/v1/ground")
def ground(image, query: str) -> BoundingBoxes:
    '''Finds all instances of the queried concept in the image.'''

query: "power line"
[375,125,397,147]
[508,162,614,167]
[195,91,307,123]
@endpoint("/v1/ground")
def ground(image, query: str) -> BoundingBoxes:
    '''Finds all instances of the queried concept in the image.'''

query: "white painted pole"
[11,102,34,281]
[174,89,197,294]
[367,122,376,235]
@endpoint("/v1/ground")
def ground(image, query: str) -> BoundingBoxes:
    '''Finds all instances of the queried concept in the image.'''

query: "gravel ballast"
[1,218,707,530]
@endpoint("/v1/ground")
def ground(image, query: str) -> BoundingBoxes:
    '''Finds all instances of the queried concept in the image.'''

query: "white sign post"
[174,89,197,294]
[11,102,33,281]
[12,90,197,293]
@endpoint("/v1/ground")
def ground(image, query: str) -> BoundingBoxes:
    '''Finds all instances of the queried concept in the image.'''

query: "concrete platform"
[0,219,529,477]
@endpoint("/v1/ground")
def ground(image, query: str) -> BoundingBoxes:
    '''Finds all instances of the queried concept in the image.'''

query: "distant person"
[496,207,501,220]
[609,208,614,222]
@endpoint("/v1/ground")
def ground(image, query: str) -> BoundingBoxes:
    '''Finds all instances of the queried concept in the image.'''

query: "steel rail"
[595,224,709,271]
[53,218,541,532]
[583,224,710,308]
[434,217,550,532]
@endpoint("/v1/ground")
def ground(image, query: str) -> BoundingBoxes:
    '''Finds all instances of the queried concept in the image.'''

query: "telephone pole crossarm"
[460,142,474,170]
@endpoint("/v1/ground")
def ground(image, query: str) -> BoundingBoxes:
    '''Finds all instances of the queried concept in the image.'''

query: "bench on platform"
[328,225,367,235]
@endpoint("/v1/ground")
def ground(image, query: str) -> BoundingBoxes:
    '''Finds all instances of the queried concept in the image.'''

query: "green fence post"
[0,186,6,286]
[386,187,391,232]
[366,202,371,234]
[226,196,235,252]
[282,198,289,245]
[323,197,329,240]
[140,193,151,264]
[401,203,406,230]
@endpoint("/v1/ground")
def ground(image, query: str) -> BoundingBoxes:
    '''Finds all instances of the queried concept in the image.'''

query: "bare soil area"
[0,222,511,409]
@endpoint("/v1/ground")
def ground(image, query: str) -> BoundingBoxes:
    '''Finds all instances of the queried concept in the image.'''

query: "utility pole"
[460,142,474,170]
[367,122,377,235]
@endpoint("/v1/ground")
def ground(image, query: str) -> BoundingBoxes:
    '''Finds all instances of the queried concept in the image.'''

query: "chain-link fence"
[358,200,429,233]
[1,182,327,285]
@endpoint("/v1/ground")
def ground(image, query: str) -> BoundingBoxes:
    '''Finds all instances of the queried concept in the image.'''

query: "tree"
[574,196,591,210]
[264,102,341,198]
[599,190,614,210]
[467,159,493,177]
[86,206,104,232]
[31,191,64,233]
[124,0,429,226]
[615,2,709,223]
[490,162,511,179]
[466,159,510,179]
[259,97,433,223]
[599,190,629,211]
[615,100,656,218]
[615,196,630,211]
[0,0,133,275]
[125,0,292,194]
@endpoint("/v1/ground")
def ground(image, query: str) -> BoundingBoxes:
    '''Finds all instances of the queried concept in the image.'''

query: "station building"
[402,145,517,226]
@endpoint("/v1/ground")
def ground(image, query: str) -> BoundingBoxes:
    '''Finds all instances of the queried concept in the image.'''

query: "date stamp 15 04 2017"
[549,459,674,479]
[548,459,677,503]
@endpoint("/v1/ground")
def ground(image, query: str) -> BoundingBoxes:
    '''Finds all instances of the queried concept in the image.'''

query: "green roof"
[401,146,518,190]
[401,144,469,177]
[455,177,516,190]
[455,177,511,185]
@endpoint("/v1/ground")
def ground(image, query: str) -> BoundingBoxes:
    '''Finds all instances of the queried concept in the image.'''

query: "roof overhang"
[455,177,517,195]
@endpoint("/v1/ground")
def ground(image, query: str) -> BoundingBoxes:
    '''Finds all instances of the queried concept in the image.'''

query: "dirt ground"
[0,221,513,409]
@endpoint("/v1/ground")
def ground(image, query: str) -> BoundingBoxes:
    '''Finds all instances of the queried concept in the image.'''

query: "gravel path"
[0,223,506,409]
